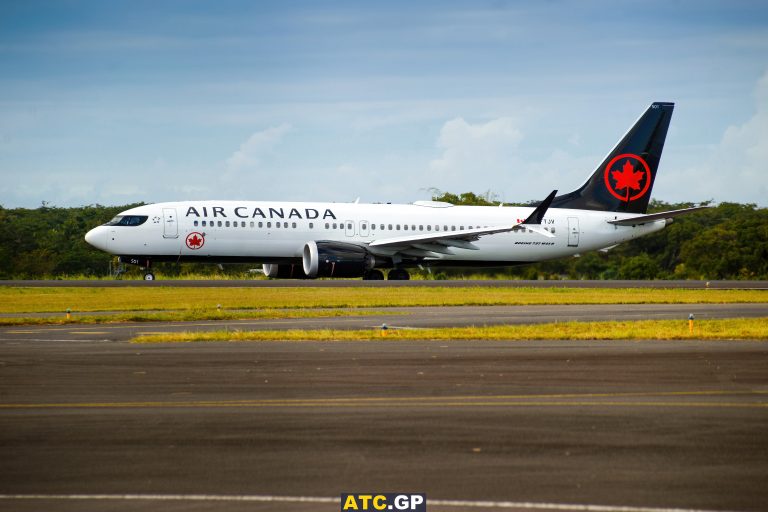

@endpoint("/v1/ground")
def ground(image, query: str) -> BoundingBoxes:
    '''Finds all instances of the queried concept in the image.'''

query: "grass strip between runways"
[132,317,768,343]
[0,309,395,326]
[1,287,766,313]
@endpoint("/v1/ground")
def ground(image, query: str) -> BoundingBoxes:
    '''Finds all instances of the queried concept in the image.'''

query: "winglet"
[523,190,557,225]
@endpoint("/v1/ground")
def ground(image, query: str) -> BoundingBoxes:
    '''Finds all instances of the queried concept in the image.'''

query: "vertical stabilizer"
[550,102,674,214]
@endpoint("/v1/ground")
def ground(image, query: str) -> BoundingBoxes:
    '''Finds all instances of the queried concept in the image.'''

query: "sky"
[0,0,767,208]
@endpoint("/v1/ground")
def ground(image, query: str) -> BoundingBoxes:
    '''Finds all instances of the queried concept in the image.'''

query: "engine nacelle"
[262,263,308,279]
[302,241,375,278]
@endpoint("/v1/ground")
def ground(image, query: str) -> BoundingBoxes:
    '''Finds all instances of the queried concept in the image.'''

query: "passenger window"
[325,223,329,229]
[291,223,296,228]
[362,223,367,230]
[267,222,271,228]
[309,222,314,229]
[396,224,400,230]
[347,223,352,230]
[225,221,230,227]
[551,227,556,234]
[193,220,199,227]
[250,221,254,228]
[258,222,263,228]
[435,225,440,231]
[404,225,408,231]
[333,223,337,229]
[388,224,393,230]
[427,225,431,231]
[419,225,423,231]
[218,221,222,227]
[444,225,448,231]
[451,225,455,231]
[380,224,385,230]
[411,225,415,231]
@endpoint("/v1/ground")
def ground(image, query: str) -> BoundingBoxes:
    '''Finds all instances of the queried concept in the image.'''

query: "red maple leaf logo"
[603,153,652,202]
[611,159,644,200]
[186,232,204,249]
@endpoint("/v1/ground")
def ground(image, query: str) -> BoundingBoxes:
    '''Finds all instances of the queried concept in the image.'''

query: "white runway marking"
[0,494,733,512]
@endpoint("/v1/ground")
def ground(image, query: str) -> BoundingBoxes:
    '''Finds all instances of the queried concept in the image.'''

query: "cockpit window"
[104,215,148,226]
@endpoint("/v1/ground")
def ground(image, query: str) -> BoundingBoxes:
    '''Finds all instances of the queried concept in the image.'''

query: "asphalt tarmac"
[1,328,768,511]
[2,303,767,343]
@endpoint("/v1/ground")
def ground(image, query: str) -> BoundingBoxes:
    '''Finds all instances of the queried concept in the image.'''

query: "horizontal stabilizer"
[607,206,711,226]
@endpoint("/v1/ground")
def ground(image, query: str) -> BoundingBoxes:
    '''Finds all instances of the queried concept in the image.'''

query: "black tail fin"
[550,102,674,214]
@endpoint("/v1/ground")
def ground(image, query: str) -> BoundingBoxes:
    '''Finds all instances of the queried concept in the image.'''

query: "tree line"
[0,197,766,280]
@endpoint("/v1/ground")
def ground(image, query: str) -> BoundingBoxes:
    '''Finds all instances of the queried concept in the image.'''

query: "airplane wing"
[367,190,557,257]
[607,206,711,226]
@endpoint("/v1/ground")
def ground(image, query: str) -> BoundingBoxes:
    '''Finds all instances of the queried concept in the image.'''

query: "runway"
[2,279,767,289]
[2,303,767,342]
[1,338,767,512]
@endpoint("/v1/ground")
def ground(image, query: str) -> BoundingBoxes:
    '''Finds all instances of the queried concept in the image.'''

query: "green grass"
[1,286,765,314]
[132,318,768,343]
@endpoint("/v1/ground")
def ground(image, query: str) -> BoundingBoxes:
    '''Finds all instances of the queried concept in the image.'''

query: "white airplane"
[85,102,707,280]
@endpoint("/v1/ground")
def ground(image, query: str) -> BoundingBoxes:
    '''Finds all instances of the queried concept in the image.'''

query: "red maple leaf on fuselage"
[611,159,644,198]
[188,235,202,248]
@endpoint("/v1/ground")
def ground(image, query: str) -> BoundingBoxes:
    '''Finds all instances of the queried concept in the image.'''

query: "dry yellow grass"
[1,286,765,313]
[0,308,395,326]
[133,318,768,343]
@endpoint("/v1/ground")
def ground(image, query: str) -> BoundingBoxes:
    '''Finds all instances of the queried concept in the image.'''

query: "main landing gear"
[387,268,410,280]
[361,269,410,280]
[363,269,385,280]
[143,272,156,281]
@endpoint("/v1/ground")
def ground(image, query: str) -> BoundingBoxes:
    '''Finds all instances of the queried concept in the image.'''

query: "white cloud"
[225,123,292,172]
[428,117,523,190]
[660,71,768,204]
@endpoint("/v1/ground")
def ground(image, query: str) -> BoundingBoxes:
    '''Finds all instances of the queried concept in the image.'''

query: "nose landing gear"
[115,256,156,281]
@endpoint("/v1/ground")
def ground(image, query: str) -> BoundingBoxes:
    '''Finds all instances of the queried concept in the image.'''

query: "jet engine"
[302,241,376,278]
[262,263,308,279]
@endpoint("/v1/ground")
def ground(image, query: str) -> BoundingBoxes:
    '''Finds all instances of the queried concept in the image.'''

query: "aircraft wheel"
[363,269,385,280]
[387,269,410,280]
[143,272,156,281]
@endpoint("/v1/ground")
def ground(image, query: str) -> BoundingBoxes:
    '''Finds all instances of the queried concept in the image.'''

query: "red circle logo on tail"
[185,232,205,250]
[604,153,651,202]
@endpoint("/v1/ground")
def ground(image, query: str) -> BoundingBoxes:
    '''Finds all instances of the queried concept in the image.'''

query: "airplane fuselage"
[86,200,666,267]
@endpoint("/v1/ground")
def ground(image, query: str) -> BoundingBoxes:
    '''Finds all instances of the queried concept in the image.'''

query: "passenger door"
[163,208,178,239]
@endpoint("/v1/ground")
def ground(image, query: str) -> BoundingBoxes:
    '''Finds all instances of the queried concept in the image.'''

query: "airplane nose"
[85,227,106,250]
